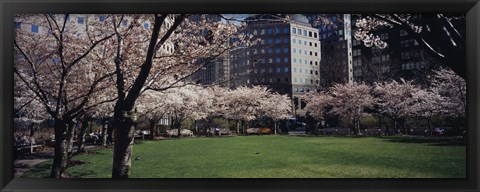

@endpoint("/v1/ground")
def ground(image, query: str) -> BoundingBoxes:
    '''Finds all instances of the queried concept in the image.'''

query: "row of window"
[292,38,319,47]
[292,48,319,57]
[402,61,426,70]
[251,26,290,36]
[248,47,290,55]
[293,77,318,85]
[255,57,290,64]
[253,37,290,46]
[294,86,316,93]
[401,50,421,59]
[15,15,152,34]
[292,27,318,39]
[400,39,419,48]
[293,67,319,75]
[292,58,319,65]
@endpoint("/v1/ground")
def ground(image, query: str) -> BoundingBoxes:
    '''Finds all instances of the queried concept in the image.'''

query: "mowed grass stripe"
[22,135,466,178]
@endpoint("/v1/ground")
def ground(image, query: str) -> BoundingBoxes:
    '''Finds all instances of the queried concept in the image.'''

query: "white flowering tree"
[410,88,444,135]
[353,14,466,79]
[429,67,466,118]
[374,79,421,135]
[14,14,116,178]
[302,91,333,133]
[222,86,270,134]
[100,14,250,178]
[328,83,375,135]
[260,93,292,135]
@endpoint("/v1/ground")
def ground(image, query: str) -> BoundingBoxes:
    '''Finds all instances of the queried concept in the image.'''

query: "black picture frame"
[1,0,479,191]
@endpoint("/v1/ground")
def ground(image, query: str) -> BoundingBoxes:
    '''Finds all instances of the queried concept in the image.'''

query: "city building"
[229,14,321,116]
[306,14,353,88]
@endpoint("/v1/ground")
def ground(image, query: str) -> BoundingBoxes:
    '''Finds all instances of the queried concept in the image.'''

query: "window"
[285,78,289,82]
[304,60,307,64]
[309,42,312,46]
[253,30,258,35]
[276,68,281,73]
[293,67,297,73]
[294,77,297,83]
[276,48,281,53]
[261,49,265,54]
[299,59,302,63]
[283,38,289,43]
[77,16,85,24]
[268,48,273,53]
[267,39,273,44]
[31,24,39,33]
[299,49,302,54]
[293,58,297,63]
[268,28,273,34]
[284,58,289,62]
[293,48,296,53]
[310,51,313,56]
[52,58,60,64]
[276,38,281,43]
[400,30,408,37]
[283,48,289,53]
[292,27,297,34]
[284,67,289,72]
[283,27,289,34]
[314,32,318,38]
[276,58,281,63]
[300,78,303,83]
[299,68,303,73]
[295,87,298,92]
[304,41,307,46]
[315,52,318,56]
[303,30,307,36]
[298,40,302,44]
[293,39,296,43]
[261,29,265,35]
[144,23,149,29]
[14,22,21,29]
[314,43,318,47]
[309,31,312,37]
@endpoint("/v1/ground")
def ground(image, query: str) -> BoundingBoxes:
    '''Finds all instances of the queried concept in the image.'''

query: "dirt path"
[14,145,99,178]
[14,151,53,178]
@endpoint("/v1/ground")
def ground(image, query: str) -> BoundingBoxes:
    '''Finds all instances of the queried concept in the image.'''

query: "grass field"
[22,135,466,178]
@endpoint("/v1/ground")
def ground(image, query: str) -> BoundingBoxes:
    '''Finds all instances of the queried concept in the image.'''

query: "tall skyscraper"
[230,14,321,116]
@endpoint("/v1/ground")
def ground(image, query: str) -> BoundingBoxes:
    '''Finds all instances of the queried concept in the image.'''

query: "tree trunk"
[50,119,68,178]
[428,117,432,136]
[77,119,88,154]
[65,122,76,161]
[149,119,156,140]
[274,121,277,135]
[107,120,114,145]
[236,120,240,135]
[101,119,108,146]
[112,111,136,178]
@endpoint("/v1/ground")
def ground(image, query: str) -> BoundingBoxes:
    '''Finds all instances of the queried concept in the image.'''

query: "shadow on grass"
[22,163,52,178]
[380,136,466,146]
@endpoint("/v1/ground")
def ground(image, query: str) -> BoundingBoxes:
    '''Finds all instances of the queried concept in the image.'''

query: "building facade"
[229,14,321,116]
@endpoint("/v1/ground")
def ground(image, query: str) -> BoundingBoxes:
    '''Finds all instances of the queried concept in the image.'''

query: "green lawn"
[22,135,466,178]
